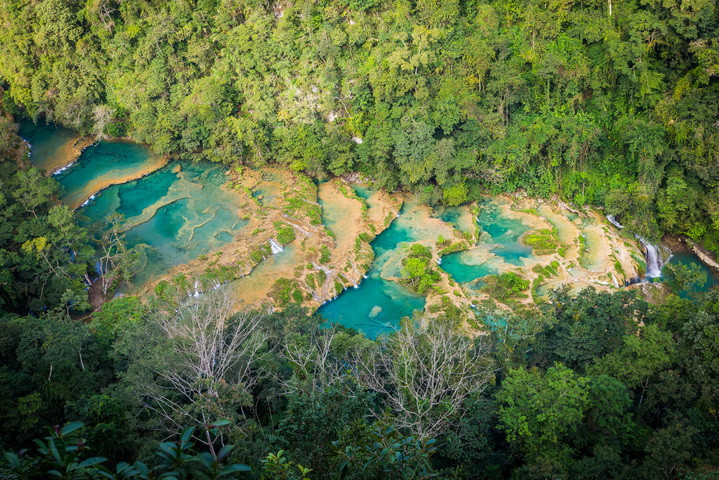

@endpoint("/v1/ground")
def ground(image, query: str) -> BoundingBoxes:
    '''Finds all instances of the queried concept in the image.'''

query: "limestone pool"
[663,251,718,295]
[55,140,168,209]
[20,121,249,286]
[440,201,532,286]
[80,161,249,286]
[21,120,719,337]
[317,200,426,338]
[19,119,81,172]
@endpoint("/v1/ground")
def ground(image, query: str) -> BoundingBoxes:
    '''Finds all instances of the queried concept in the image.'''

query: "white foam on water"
[269,239,284,254]
[80,194,96,207]
[606,215,670,279]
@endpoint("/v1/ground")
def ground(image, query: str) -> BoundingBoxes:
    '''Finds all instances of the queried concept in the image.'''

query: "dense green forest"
[2,0,719,478]
[1,0,718,247]
[1,99,719,480]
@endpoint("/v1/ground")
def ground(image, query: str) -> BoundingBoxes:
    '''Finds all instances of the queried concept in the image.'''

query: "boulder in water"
[171,164,182,174]
[369,305,383,318]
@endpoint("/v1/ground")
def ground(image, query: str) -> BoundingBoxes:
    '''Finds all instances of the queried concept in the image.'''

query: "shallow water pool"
[318,205,427,338]
[19,120,80,172]
[79,161,248,285]
[441,250,499,284]
[438,201,533,287]
[55,140,166,208]
[477,202,533,265]
[352,185,373,200]
[662,251,718,295]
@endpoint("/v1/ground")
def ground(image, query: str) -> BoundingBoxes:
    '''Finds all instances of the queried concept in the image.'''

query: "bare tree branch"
[355,320,495,440]
[136,288,270,448]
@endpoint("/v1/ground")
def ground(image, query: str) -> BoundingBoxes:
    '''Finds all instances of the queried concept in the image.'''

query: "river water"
[22,120,718,336]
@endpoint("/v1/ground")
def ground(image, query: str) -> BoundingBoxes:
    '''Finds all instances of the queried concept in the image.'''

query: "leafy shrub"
[482,272,529,301]
[532,261,560,278]
[438,242,468,256]
[270,278,303,307]
[103,120,127,137]
[443,182,469,206]
[436,235,451,248]
[401,244,441,295]
[0,422,250,479]
[319,245,331,263]
[275,222,297,245]
[358,232,372,242]
[522,229,559,255]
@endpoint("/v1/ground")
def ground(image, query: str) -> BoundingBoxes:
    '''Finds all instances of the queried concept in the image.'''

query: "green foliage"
[334,420,438,480]
[532,288,645,371]
[103,120,127,138]
[0,279,716,479]
[497,364,589,462]
[481,272,529,301]
[0,118,95,313]
[0,0,717,251]
[251,243,273,263]
[291,289,304,303]
[0,422,251,479]
[589,324,676,389]
[532,261,560,278]
[270,278,303,307]
[400,244,440,295]
[613,258,626,278]
[90,296,145,353]
[271,381,372,478]
[443,183,469,206]
[522,229,560,255]
[2,421,109,479]
[1,0,719,475]
[275,223,297,245]
[316,269,327,287]
[261,451,311,480]
[438,242,468,256]
[680,291,719,413]
[283,194,322,226]
[318,245,331,264]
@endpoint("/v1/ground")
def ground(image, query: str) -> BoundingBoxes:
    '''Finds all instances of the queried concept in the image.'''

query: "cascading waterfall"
[606,215,623,230]
[269,238,284,254]
[80,194,96,207]
[639,238,664,278]
[606,215,668,279]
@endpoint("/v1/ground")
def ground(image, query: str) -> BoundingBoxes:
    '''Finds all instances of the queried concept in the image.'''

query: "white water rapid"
[606,215,668,279]
[269,239,284,254]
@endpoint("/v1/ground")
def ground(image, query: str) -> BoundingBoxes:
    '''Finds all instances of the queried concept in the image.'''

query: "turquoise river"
[21,121,719,337]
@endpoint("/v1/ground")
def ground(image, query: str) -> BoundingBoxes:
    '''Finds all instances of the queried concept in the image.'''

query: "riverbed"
[22,120,718,337]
